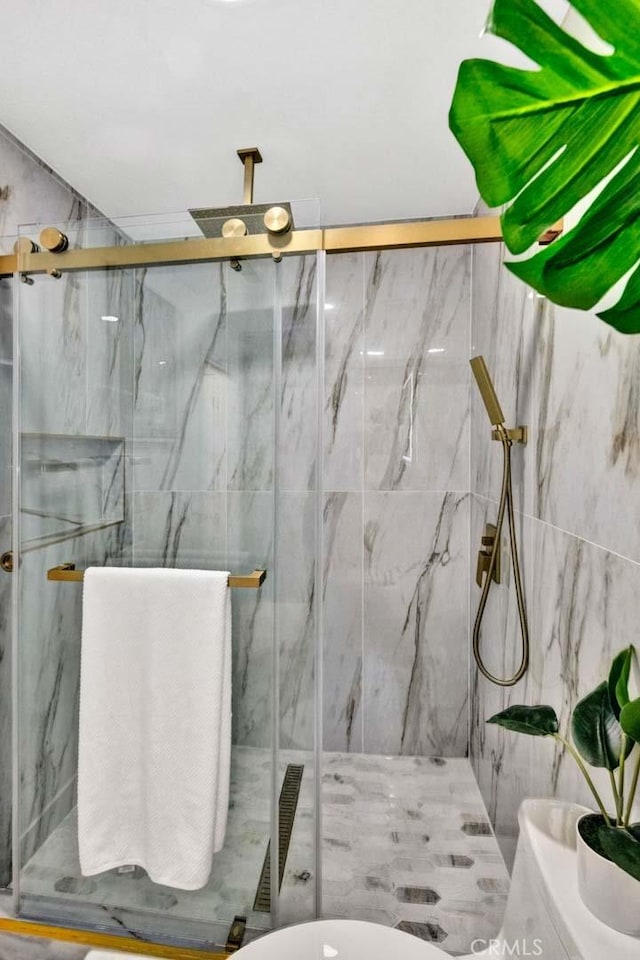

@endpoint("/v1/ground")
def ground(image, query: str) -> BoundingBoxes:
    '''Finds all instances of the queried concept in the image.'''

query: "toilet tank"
[494,799,640,960]
[496,800,581,960]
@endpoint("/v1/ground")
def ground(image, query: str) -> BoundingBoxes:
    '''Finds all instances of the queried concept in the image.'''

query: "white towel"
[78,567,231,891]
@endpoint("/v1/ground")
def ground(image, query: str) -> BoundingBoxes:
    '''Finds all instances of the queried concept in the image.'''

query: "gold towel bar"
[47,564,266,589]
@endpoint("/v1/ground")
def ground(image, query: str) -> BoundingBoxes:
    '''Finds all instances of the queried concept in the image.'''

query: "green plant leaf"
[487,705,559,736]
[598,825,640,881]
[448,0,640,331]
[621,698,640,742]
[572,682,628,769]
[608,646,634,719]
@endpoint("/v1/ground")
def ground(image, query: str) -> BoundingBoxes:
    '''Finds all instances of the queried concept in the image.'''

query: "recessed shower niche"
[20,434,125,546]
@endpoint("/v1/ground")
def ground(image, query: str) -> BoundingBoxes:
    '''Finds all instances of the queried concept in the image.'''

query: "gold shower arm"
[47,564,266,589]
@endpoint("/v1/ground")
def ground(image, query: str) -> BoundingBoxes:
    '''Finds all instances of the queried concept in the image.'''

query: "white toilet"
[235,799,640,960]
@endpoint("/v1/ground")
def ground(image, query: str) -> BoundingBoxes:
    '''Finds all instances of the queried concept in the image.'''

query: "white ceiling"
[0,0,571,225]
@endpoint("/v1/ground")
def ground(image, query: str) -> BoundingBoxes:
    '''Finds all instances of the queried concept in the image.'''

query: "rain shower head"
[469,355,505,427]
[189,147,295,242]
[189,201,294,239]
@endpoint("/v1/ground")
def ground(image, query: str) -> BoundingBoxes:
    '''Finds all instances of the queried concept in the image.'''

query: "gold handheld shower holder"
[492,426,527,444]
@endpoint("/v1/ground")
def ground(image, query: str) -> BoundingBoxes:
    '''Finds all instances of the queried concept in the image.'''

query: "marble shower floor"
[20,749,509,956]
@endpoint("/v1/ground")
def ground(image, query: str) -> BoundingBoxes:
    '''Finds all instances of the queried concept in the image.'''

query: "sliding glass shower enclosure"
[12,206,323,948]
[4,206,513,956]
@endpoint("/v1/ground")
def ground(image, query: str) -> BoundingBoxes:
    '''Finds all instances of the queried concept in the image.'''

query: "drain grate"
[253,763,304,912]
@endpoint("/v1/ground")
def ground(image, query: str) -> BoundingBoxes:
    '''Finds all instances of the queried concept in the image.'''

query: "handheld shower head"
[469,356,505,427]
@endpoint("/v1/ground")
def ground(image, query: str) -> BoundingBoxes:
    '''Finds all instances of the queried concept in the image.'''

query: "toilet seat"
[236,919,448,959]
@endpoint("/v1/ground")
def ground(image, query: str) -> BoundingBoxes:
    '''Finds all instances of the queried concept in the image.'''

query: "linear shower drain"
[253,763,304,912]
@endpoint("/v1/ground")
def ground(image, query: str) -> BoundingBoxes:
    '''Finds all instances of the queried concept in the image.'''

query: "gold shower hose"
[473,422,530,687]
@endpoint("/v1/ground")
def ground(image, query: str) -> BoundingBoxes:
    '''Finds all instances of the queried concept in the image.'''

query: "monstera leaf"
[449,0,640,333]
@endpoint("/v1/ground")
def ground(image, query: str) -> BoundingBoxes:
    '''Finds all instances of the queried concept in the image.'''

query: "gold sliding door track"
[0,215,503,278]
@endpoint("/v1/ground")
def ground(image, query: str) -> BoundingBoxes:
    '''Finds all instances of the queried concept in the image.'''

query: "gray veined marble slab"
[471,494,640,859]
[86,264,135,440]
[534,297,640,563]
[17,521,128,869]
[323,491,363,752]
[0,278,11,362]
[131,491,226,570]
[0,124,110,894]
[227,259,275,493]
[525,517,640,821]
[20,435,125,547]
[20,270,89,437]
[470,242,535,516]
[279,256,318,494]
[363,247,471,493]
[469,494,533,864]
[324,253,365,493]
[133,263,228,494]
[277,492,316,752]
[227,491,274,749]
[18,229,132,443]
[363,491,470,756]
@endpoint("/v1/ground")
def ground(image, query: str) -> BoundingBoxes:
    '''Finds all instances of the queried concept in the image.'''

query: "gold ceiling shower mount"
[188,146,294,264]
[237,146,262,205]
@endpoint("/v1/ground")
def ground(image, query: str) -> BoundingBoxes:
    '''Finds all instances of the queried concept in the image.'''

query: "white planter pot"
[576,814,640,936]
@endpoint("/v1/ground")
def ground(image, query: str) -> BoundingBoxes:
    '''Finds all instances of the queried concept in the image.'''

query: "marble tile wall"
[0,124,120,889]
[323,247,471,756]
[132,245,474,763]
[16,258,134,878]
[3,163,478,912]
[129,256,319,753]
[470,237,640,866]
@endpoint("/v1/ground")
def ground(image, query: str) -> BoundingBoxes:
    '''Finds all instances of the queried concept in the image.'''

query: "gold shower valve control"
[39,227,69,253]
[476,523,501,588]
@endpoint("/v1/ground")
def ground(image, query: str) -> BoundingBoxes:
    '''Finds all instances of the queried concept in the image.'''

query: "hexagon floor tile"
[20,751,508,955]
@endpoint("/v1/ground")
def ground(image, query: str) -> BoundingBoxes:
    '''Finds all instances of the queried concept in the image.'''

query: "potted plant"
[489,646,640,935]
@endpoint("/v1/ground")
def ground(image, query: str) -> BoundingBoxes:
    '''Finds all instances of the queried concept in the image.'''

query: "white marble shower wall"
[131,245,474,761]
[129,256,320,753]
[323,247,471,756]
[0,125,122,889]
[470,238,640,865]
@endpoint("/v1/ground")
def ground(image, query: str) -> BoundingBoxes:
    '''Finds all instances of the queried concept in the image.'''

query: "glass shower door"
[11,211,320,949]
